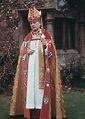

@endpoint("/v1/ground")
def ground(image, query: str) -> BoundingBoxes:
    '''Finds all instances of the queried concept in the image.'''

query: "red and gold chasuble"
[9,30,66,119]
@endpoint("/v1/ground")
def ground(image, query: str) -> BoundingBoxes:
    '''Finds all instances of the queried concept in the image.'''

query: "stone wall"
[0,0,85,94]
[78,5,85,78]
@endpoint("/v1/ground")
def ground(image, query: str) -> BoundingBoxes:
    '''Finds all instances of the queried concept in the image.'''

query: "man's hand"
[41,34,47,46]
[27,48,35,55]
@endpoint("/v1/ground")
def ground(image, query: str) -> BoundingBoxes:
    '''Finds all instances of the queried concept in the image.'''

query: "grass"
[0,96,24,119]
[64,91,85,119]
[0,91,85,119]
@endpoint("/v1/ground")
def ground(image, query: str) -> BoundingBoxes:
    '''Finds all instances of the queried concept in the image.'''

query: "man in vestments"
[9,5,66,119]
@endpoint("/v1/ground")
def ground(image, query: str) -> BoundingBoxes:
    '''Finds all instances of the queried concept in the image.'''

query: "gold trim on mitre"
[28,5,41,22]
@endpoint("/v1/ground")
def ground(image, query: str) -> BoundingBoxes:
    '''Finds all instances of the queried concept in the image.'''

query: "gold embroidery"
[38,41,45,89]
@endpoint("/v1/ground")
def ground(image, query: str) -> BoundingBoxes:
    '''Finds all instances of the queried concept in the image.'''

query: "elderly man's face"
[29,21,41,32]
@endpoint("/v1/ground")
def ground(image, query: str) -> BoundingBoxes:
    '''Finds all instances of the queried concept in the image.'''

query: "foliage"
[60,51,83,87]
[0,27,19,94]
[0,1,20,94]
[0,1,84,95]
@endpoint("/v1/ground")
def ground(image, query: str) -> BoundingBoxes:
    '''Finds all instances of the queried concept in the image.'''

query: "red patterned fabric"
[22,30,53,119]
[9,29,66,119]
